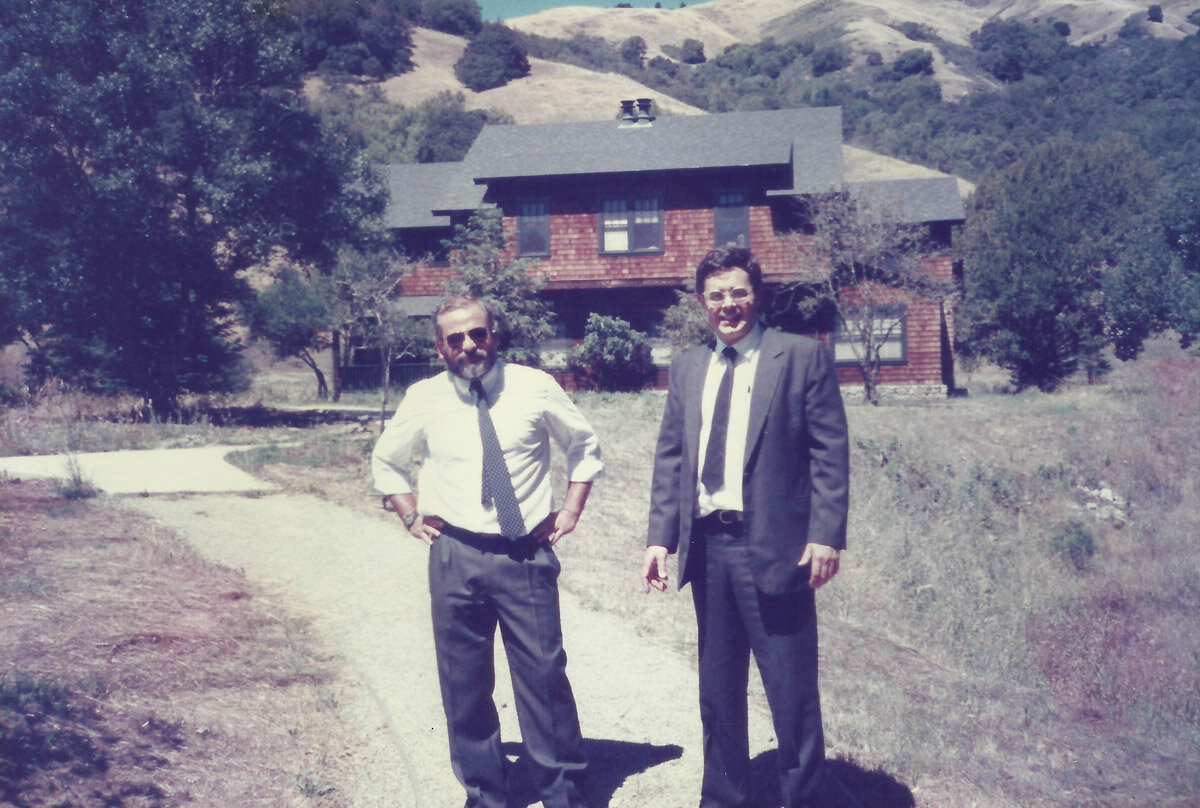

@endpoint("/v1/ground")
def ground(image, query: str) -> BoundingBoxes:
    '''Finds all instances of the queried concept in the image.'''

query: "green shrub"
[454,23,530,91]
[678,37,706,65]
[658,290,711,349]
[892,48,935,78]
[421,0,483,37]
[1050,520,1097,571]
[566,314,654,392]
[811,45,850,77]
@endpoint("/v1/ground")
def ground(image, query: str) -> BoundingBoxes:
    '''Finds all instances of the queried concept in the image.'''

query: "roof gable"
[383,106,965,227]
[465,106,843,192]
[382,163,461,228]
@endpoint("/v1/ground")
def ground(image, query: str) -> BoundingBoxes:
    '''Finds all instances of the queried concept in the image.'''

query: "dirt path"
[128,492,783,808]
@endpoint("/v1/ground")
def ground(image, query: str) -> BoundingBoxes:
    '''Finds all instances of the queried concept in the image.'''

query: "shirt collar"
[450,360,504,401]
[713,324,764,362]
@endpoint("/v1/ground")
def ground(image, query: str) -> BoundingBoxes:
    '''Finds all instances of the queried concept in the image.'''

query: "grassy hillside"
[504,0,1199,99]
[370,27,703,124]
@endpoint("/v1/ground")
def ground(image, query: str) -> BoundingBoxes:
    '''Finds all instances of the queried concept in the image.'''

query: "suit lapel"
[745,329,785,468]
[683,345,710,468]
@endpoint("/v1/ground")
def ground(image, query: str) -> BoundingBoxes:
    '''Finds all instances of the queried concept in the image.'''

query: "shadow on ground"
[503,738,684,807]
[750,749,915,807]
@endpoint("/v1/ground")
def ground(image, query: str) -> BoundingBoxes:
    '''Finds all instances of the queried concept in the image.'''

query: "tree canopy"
[957,138,1178,390]
[454,23,531,92]
[0,0,383,410]
[288,0,416,79]
[442,209,552,367]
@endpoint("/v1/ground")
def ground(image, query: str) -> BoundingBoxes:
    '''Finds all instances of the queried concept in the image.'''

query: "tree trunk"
[299,350,328,399]
[330,329,342,402]
[379,348,392,434]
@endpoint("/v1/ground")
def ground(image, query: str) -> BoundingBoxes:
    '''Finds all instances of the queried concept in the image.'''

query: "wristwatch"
[402,511,419,529]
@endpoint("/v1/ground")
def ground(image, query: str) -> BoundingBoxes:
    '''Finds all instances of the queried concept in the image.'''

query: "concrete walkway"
[0,446,276,495]
[128,492,742,808]
[1,445,779,807]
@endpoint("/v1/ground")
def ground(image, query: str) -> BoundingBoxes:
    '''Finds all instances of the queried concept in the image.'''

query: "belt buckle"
[716,510,741,525]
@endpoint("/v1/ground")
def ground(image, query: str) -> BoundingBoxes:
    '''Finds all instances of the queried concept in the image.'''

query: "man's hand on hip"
[409,515,442,547]
[799,542,840,589]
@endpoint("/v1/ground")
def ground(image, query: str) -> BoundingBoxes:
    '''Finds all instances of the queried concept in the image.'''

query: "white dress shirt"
[695,325,763,517]
[372,361,604,534]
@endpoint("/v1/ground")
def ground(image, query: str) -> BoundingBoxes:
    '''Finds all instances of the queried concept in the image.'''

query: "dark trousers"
[429,526,588,808]
[691,520,827,808]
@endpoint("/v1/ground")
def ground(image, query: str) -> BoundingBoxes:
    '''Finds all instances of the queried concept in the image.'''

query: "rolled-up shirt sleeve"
[371,396,424,497]
[544,383,604,484]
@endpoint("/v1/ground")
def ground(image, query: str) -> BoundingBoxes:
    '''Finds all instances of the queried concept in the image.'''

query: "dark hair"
[433,295,507,348]
[694,247,763,294]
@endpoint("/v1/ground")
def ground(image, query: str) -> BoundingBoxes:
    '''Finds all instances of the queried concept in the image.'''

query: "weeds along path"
[129,492,752,808]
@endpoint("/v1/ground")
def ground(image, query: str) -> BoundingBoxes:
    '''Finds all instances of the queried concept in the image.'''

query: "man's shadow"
[501,738,683,808]
[749,749,915,808]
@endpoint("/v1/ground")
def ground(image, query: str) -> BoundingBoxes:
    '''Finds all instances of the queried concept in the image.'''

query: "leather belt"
[697,510,744,530]
[440,521,538,554]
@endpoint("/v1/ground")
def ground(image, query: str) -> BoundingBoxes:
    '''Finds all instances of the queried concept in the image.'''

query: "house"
[382,101,967,396]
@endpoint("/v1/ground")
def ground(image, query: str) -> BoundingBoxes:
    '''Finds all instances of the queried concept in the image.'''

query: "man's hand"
[533,510,579,547]
[408,514,442,547]
[385,494,440,546]
[799,542,840,589]
[642,546,670,593]
[548,509,579,547]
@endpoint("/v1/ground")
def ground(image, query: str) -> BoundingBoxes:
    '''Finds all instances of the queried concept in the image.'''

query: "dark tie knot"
[470,379,487,404]
[722,345,738,364]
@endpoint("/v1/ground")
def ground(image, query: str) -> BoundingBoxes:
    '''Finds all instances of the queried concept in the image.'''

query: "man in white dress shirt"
[373,295,603,808]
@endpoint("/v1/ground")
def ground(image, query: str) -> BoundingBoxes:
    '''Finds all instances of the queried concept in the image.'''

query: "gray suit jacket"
[647,328,850,595]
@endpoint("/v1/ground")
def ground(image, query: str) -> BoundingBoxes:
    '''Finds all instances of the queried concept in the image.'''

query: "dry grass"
[232,338,1200,806]
[5,337,1200,806]
[0,481,362,807]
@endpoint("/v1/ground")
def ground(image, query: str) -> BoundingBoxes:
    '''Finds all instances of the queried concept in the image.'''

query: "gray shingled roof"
[384,106,964,227]
[848,177,965,224]
[382,163,460,228]
[461,106,844,195]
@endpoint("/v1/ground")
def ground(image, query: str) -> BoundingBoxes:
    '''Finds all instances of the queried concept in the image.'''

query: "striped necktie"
[471,380,526,539]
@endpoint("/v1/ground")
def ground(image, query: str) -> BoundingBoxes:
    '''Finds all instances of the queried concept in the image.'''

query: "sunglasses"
[444,327,490,350]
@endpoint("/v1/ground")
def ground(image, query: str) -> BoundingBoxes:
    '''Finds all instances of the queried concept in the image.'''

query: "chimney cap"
[619,98,654,127]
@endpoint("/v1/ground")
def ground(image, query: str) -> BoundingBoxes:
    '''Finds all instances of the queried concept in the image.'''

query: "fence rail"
[339,362,440,391]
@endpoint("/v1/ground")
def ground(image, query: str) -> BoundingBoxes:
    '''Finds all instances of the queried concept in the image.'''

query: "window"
[517,199,550,257]
[832,306,907,365]
[714,191,749,248]
[600,197,663,253]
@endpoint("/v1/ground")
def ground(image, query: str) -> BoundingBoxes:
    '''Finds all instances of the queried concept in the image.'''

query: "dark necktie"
[701,346,738,494]
[471,380,526,539]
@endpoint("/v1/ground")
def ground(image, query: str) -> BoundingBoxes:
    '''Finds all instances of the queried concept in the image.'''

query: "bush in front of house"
[454,23,531,91]
[566,314,654,392]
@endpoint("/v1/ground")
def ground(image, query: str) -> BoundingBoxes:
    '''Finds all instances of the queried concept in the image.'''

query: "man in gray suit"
[642,247,857,808]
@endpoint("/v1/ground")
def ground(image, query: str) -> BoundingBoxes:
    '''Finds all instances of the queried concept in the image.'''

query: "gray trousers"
[429,527,588,808]
[692,521,827,808]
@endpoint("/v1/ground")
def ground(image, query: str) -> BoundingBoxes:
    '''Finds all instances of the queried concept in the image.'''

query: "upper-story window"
[600,197,663,254]
[832,306,908,366]
[714,191,750,248]
[517,199,550,257]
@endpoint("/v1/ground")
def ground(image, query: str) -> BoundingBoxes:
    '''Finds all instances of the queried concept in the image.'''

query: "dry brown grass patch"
[0,481,361,807]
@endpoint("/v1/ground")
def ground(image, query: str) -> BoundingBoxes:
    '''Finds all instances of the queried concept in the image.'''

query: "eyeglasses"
[703,287,753,306]
[444,327,490,350]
